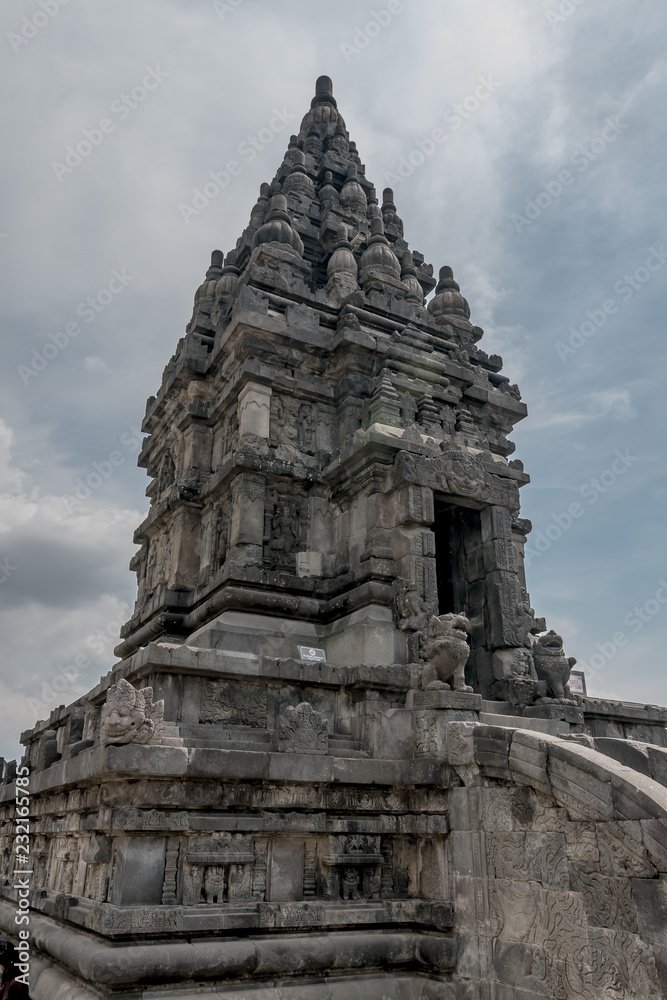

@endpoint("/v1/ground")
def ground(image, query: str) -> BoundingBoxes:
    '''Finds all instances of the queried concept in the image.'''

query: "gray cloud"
[1,0,666,759]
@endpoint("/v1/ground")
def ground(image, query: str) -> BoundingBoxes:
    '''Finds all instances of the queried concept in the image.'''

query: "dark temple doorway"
[432,501,482,617]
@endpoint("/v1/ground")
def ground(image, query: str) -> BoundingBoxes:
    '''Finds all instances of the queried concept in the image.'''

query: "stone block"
[104,743,189,776]
[610,769,667,820]
[648,746,667,787]
[332,756,401,785]
[450,831,486,878]
[445,722,476,764]
[414,690,482,711]
[448,787,482,832]
[365,708,414,760]
[188,748,269,780]
[268,752,334,783]
[569,864,638,930]
[238,381,272,438]
[109,835,165,906]
[266,838,304,902]
[548,757,615,821]
[594,737,651,775]
[523,703,583,724]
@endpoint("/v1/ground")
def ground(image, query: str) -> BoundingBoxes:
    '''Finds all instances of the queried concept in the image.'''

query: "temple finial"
[316,76,333,98]
[310,75,337,110]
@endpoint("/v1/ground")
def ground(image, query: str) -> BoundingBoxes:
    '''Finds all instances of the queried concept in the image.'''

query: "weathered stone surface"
[3,75,667,1000]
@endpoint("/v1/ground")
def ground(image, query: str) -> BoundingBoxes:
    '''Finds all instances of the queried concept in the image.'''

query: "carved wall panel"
[263,488,308,569]
[200,679,267,727]
[278,702,328,754]
[182,834,257,905]
[199,502,230,580]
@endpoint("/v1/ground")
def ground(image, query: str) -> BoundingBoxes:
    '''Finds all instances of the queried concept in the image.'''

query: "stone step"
[480,701,514,716]
[178,725,271,745]
[478,712,569,736]
[177,726,361,750]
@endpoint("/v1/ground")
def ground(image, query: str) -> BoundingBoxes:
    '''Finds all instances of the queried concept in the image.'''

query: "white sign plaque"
[298,645,326,662]
[569,670,586,695]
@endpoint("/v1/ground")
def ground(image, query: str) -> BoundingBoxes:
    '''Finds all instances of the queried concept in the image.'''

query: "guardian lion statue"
[533,630,576,702]
[423,612,473,692]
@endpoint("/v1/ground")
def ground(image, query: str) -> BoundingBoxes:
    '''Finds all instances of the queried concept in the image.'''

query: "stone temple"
[2,77,667,1000]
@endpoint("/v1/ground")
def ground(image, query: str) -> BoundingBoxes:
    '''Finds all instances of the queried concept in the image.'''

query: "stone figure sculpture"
[341,868,361,901]
[203,865,226,904]
[100,677,164,746]
[533,630,576,701]
[423,612,473,692]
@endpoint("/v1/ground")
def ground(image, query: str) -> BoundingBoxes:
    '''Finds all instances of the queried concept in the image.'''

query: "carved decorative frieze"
[183,834,257,905]
[278,702,328,754]
[200,679,267,727]
[414,713,437,756]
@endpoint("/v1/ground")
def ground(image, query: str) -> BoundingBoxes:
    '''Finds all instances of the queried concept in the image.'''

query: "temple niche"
[2,77,667,1000]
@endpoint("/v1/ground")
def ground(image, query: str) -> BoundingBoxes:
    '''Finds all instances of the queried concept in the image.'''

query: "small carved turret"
[248,182,271,235]
[428,266,467,320]
[318,170,338,211]
[283,148,314,198]
[212,249,241,324]
[400,249,423,303]
[340,162,367,215]
[382,187,404,237]
[251,194,304,255]
[359,216,401,288]
[326,123,349,155]
[187,250,224,334]
[304,124,323,158]
[326,224,359,303]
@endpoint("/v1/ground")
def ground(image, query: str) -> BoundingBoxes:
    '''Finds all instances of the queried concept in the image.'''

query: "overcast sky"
[0,0,665,761]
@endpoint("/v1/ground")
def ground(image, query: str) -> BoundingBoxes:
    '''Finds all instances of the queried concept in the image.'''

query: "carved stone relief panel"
[271,395,299,454]
[263,488,308,569]
[145,521,172,593]
[199,680,267,727]
[199,501,230,580]
[321,835,384,902]
[297,402,316,454]
[278,702,328,754]
[182,834,257,905]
